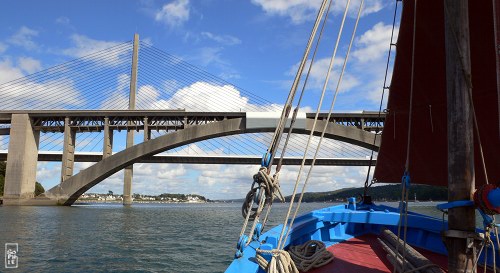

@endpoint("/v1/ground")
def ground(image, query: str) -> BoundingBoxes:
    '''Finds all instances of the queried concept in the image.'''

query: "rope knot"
[256,248,299,273]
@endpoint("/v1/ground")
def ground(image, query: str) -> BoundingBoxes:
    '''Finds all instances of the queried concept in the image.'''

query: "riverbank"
[75,199,208,204]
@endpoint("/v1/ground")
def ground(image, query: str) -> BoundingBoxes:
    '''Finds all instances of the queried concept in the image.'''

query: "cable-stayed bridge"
[0,35,384,206]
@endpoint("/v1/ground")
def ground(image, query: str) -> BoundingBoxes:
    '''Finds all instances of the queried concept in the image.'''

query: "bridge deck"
[0,151,375,166]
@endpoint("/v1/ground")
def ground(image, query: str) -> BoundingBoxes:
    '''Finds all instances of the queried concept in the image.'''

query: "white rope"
[277,0,353,251]
[275,0,334,175]
[256,249,299,273]
[265,0,330,169]
[280,0,364,250]
[236,0,331,253]
[246,169,285,245]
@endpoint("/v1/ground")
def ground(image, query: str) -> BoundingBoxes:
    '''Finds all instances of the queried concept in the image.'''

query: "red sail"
[374,1,500,186]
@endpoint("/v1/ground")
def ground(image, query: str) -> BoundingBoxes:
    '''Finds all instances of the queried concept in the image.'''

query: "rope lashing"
[256,249,299,273]
[288,240,334,272]
[474,184,500,215]
[242,167,284,220]
[255,241,333,273]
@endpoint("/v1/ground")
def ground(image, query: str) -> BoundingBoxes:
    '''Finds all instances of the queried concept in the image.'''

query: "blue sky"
[0,0,400,199]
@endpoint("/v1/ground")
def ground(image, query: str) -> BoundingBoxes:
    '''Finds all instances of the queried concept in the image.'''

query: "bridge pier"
[61,117,76,182]
[103,117,113,159]
[3,114,39,205]
[143,117,150,141]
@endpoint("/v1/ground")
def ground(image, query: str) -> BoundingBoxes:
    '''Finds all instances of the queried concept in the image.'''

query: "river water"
[0,201,480,272]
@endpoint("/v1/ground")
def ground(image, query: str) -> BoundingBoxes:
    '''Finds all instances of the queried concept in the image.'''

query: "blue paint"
[488,188,500,208]
[477,209,494,228]
[402,171,411,188]
[261,152,271,167]
[235,235,249,258]
[225,201,499,273]
[253,223,263,241]
[347,197,356,210]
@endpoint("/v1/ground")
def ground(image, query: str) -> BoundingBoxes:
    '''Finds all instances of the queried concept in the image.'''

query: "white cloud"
[136,81,278,112]
[37,162,61,186]
[17,57,42,74]
[99,75,270,112]
[55,16,75,31]
[55,16,70,25]
[288,57,360,93]
[194,47,242,79]
[100,74,130,109]
[283,21,398,108]
[0,42,8,54]
[0,58,24,84]
[1,79,84,109]
[155,0,190,27]
[39,159,370,200]
[0,57,84,109]
[201,32,242,46]
[197,47,226,67]
[8,26,39,50]
[352,22,398,63]
[251,0,322,24]
[251,0,388,24]
[62,34,127,66]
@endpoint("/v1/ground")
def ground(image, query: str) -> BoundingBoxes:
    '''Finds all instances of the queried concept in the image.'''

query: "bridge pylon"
[3,114,39,205]
[123,33,139,206]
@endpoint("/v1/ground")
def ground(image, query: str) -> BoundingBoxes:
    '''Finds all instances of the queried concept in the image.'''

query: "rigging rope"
[264,0,330,171]
[364,0,401,195]
[275,0,333,174]
[277,0,354,250]
[395,1,418,272]
[236,0,331,256]
[280,0,364,250]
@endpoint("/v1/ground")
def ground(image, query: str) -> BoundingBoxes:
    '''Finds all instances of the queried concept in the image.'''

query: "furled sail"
[374,1,500,186]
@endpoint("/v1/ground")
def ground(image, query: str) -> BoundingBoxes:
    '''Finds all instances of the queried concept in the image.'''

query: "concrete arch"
[44,118,379,205]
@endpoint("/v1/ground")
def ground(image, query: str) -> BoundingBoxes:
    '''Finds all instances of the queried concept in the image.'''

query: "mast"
[444,1,475,272]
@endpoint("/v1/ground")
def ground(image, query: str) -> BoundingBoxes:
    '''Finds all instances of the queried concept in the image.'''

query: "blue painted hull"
[226,203,499,272]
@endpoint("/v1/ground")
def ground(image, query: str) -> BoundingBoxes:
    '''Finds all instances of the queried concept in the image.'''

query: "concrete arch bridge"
[0,110,383,205]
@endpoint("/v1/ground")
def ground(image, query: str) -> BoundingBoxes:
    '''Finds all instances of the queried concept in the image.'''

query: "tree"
[35,182,45,196]
[0,174,4,197]
[0,162,45,196]
[0,162,5,196]
[0,161,5,177]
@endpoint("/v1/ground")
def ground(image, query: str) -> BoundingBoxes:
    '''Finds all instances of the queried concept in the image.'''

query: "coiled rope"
[288,240,334,272]
[256,240,333,273]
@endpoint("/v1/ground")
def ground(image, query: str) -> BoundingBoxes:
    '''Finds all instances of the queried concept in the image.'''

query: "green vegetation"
[284,184,447,202]
[156,193,206,202]
[0,161,45,197]
[35,182,45,196]
[0,161,5,196]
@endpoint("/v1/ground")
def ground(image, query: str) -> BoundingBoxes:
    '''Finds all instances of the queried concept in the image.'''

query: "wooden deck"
[307,234,493,273]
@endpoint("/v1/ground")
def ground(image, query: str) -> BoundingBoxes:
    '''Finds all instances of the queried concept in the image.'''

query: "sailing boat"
[226,0,499,273]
